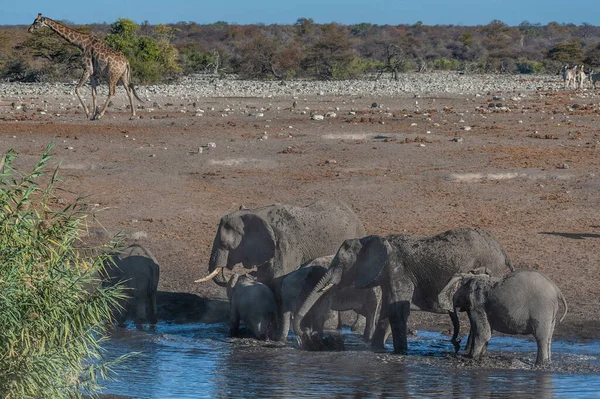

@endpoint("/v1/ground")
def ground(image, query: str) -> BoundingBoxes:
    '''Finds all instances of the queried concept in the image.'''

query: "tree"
[105,18,182,83]
[304,23,354,79]
[0,143,128,398]
[547,39,584,64]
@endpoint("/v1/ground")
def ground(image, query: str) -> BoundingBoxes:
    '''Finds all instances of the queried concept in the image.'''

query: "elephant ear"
[239,214,276,267]
[353,236,389,289]
[438,275,464,312]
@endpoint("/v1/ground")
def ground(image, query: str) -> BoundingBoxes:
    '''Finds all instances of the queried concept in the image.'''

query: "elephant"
[294,228,514,354]
[195,199,366,331]
[438,268,568,365]
[278,255,382,343]
[227,273,277,340]
[102,244,160,326]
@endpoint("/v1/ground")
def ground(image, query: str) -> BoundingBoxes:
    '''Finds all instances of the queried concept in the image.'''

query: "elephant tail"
[558,289,568,323]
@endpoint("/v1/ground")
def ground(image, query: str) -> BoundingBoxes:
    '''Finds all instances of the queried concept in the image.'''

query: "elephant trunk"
[292,268,334,345]
[276,311,291,342]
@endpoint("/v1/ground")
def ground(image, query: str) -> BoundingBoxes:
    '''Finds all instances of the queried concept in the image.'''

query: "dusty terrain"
[1,74,599,341]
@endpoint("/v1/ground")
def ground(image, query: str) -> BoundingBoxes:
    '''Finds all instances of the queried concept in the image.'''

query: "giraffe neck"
[42,17,92,50]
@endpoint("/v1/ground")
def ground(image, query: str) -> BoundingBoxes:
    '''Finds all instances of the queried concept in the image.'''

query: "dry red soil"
[1,89,599,339]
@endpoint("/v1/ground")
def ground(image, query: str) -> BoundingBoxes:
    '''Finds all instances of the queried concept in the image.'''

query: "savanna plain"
[1,73,600,390]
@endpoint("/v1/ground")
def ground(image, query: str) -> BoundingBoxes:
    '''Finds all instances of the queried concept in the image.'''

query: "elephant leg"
[230,308,240,337]
[148,290,158,325]
[134,297,146,328]
[534,319,554,366]
[449,310,461,353]
[389,300,411,354]
[370,317,389,350]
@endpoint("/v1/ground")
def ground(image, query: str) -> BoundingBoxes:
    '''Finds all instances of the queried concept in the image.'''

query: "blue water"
[100,323,600,398]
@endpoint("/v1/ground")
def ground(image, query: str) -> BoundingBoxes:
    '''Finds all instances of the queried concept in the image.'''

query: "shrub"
[516,60,544,74]
[433,58,461,70]
[0,143,127,398]
[105,19,182,83]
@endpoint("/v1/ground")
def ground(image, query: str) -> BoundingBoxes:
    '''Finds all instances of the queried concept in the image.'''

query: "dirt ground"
[1,87,599,341]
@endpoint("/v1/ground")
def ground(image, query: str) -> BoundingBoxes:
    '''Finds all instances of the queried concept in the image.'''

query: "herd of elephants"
[105,199,568,366]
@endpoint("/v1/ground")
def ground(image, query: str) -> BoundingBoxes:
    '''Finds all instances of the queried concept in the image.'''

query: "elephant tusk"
[319,283,334,293]
[194,267,222,283]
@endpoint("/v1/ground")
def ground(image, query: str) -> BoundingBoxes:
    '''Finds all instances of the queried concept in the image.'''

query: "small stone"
[371,103,378,108]
[560,163,569,169]
[311,115,324,120]
[325,159,337,164]
[325,112,337,118]
[207,142,216,148]
[463,126,472,131]
[149,154,156,157]
[452,137,464,143]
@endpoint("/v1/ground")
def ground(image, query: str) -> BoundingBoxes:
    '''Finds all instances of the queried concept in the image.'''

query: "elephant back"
[388,228,512,312]
[278,200,366,264]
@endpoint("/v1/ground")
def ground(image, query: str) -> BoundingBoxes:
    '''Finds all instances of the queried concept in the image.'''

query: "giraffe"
[28,13,143,120]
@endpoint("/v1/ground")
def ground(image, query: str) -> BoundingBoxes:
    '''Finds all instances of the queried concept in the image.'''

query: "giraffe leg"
[90,76,98,118]
[75,70,92,119]
[95,81,116,120]
[120,75,137,119]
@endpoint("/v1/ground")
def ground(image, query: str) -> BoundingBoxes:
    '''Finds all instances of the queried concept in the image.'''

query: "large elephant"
[227,273,277,340]
[294,228,514,354]
[195,200,365,297]
[438,269,568,365]
[102,244,160,326]
[278,255,381,342]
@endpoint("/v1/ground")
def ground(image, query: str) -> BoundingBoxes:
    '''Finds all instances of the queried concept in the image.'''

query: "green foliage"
[0,143,128,398]
[433,58,461,70]
[516,60,544,74]
[105,18,182,83]
[584,42,600,67]
[179,48,218,74]
[547,40,584,64]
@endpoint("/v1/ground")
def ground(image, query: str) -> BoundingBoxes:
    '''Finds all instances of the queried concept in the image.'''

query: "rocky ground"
[1,72,599,341]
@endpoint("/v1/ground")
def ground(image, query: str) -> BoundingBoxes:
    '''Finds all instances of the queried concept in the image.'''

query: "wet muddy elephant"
[295,228,514,354]
[103,244,160,326]
[195,200,365,305]
[278,255,381,342]
[227,273,277,340]
[438,269,568,365]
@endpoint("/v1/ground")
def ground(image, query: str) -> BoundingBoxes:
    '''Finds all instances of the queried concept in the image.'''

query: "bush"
[0,143,127,398]
[105,19,182,84]
[433,58,461,70]
[516,60,544,74]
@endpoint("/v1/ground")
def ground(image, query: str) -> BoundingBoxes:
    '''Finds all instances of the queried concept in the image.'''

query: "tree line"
[1,18,600,84]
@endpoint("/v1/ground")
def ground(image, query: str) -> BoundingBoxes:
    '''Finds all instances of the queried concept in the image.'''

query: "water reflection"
[102,323,600,399]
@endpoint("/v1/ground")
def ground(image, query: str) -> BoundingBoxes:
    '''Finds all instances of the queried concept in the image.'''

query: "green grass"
[0,142,128,398]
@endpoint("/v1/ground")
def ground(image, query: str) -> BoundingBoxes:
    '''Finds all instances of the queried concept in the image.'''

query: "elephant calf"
[438,269,568,365]
[227,273,277,340]
[102,244,160,327]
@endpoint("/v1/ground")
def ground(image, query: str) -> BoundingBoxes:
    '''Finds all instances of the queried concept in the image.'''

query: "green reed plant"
[0,142,127,398]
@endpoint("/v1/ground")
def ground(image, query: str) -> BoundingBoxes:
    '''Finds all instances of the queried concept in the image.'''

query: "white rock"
[312,115,324,120]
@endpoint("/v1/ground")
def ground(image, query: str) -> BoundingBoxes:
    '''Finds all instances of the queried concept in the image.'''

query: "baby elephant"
[227,273,277,340]
[438,269,568,365]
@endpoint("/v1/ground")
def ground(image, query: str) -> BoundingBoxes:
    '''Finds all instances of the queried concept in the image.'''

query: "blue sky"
[2,0,599,26]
